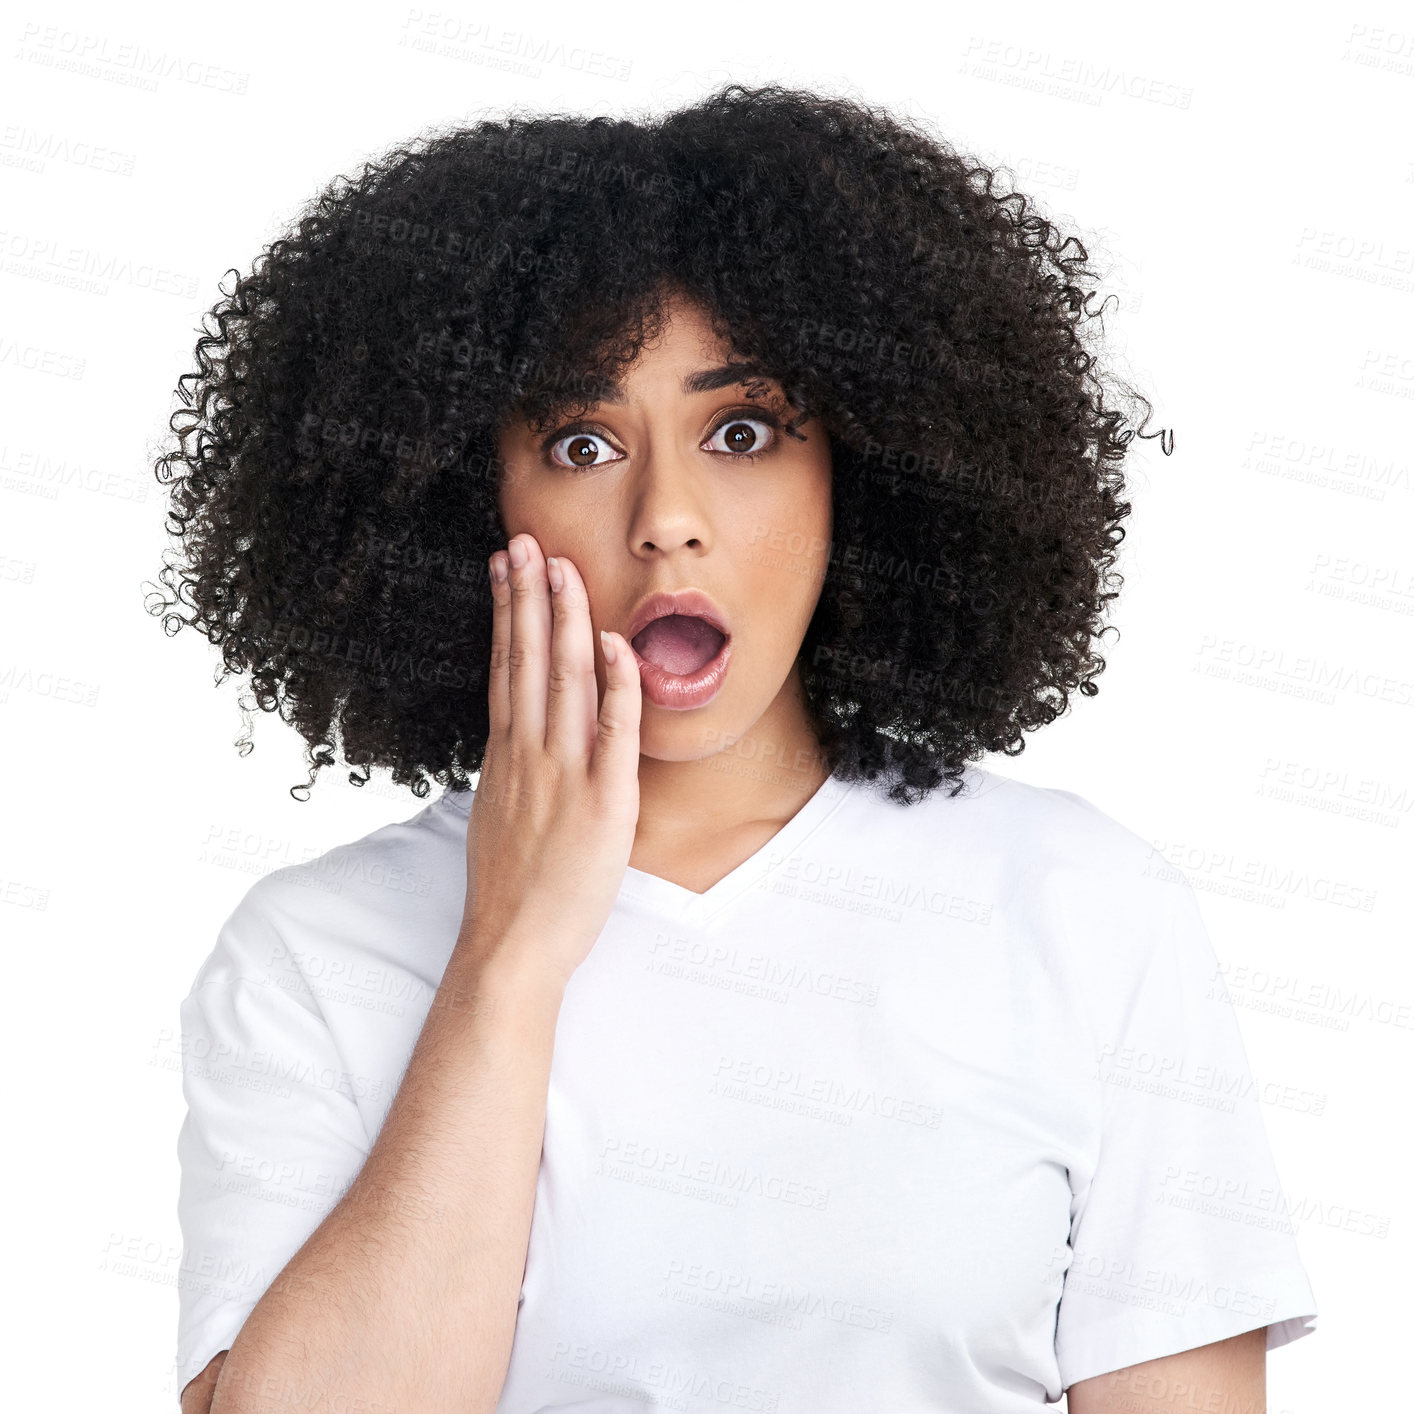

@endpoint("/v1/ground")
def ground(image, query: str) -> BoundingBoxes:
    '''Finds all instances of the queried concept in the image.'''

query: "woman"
[158,84,1317,1413]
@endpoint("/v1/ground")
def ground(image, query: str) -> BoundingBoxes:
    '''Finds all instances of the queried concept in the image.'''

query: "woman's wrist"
[449,917,574,1013]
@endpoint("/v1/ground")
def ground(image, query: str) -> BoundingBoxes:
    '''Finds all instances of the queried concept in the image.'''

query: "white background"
[2,0,1408,1408]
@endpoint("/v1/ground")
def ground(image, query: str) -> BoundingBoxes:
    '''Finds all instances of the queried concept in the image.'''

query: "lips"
[624,588,731,646]
[622,588,733,711]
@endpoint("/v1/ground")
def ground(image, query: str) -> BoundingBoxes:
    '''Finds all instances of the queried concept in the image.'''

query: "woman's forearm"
[209,929,567,1414]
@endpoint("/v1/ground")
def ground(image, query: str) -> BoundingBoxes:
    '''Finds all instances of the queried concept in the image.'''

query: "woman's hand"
[460,532,643,987]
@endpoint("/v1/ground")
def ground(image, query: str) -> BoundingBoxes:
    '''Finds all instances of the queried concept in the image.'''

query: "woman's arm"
[1067,1327,1266,1413]
[180,537,638,1414]
[181,1350,227,1414]
[205,934,567,1414]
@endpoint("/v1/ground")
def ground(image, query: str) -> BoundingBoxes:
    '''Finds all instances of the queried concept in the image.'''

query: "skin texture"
[1067,1327,1266,1413]
[180,1350,225,1413]
[495,291,836,882]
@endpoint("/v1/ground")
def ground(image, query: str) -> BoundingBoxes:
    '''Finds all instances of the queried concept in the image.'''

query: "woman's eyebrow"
[593,360,777,405]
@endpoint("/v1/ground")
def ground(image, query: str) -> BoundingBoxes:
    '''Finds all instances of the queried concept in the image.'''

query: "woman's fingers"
[464,530,643,983]
[505,533,551,751]
[543,553,601,763]
[486,548,512,738]
[490,531,641,777]
[591,623,643,791]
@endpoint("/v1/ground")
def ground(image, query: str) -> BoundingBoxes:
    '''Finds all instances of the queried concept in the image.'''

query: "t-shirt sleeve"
[1054,873,1319,1391]
[174,882,372,1402]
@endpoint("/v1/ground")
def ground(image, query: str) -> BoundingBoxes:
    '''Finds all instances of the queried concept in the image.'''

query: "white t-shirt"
[174,765,1318,1409]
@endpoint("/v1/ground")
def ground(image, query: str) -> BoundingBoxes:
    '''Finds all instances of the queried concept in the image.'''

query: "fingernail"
[600,629,617,664]
[507,538,527,569]
[546,557,563,593]
[488,553,507,585]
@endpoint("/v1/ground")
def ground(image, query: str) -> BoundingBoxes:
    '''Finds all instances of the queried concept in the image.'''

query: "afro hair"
[147,81,1166,806]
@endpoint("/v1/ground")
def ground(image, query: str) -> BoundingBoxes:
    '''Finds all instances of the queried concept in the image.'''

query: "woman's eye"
[548,432,621,469]
[546,414,777,469]
[705,416,775,457]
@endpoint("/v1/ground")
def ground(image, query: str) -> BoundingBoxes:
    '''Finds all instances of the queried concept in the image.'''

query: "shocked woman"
[156,82,1317,1414]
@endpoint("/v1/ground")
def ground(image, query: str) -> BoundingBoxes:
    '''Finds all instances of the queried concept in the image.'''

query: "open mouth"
[627,612,733,710]
[630,613,729,677]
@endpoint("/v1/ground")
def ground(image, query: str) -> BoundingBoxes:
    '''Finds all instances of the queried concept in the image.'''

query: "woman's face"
[495,294,833,765]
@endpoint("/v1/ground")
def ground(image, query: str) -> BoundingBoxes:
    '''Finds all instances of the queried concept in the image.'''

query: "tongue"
[632,614,725,675]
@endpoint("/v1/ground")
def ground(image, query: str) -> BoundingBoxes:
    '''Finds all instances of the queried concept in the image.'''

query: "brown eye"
[706,416,775,457]
[548,431,621,470]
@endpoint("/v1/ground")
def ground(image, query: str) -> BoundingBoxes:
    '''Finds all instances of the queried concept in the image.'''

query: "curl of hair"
[147,82,1165,805]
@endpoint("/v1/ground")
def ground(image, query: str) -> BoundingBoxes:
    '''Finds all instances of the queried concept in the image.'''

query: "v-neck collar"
[618,770,854,922]
[438,770,857,925]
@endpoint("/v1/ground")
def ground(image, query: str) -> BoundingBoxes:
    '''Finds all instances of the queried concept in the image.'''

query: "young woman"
[158,84,1318,1414]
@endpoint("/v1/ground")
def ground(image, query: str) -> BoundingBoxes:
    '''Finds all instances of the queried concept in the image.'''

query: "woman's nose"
[623,444,711,555]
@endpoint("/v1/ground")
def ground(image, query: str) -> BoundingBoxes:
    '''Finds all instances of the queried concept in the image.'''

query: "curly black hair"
[147,81,1167,807]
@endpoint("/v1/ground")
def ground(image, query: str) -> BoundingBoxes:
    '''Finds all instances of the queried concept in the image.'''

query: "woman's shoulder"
[187,790,469,999]
[968,770,1210,991]
[863,763,1167,881]
[891,766,1202,965]
[980,769,1163,868]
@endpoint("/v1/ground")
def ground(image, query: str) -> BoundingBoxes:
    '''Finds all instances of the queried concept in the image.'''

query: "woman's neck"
[632,669,831,858]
